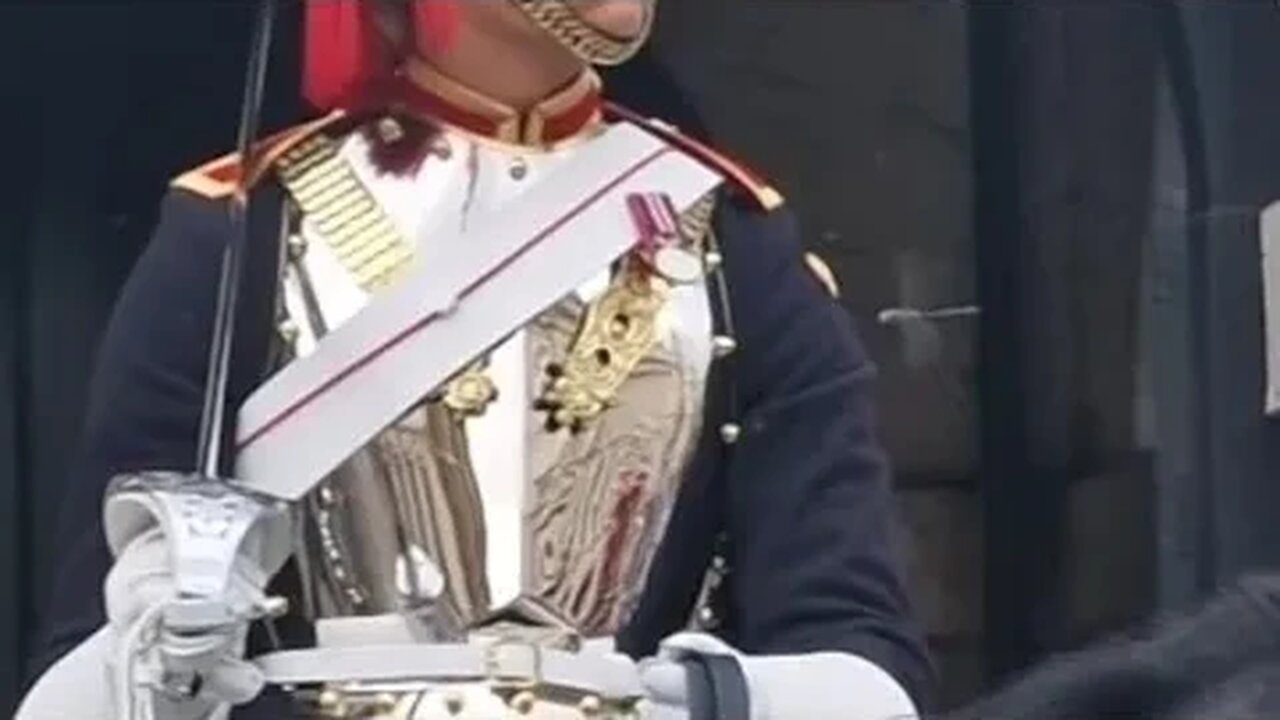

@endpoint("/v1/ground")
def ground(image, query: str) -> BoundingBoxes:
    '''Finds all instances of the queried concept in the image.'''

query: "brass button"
[286,233,307,261]
[277,318,300,345]
[443,367,498,417]
[712,335,738,358]
[720,423,742,444]
[579,695,603,716]
[510,691,536,714]
[316,688,347,716]
[509,157,529,180]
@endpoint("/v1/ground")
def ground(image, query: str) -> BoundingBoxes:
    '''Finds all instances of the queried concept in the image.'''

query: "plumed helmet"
[302,0,653,112]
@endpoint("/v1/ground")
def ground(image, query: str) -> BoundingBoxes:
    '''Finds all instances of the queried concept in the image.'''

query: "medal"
[626,192,705,285]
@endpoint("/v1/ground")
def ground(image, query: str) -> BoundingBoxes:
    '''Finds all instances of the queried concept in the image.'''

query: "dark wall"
[1154,2,1280,604]
[971,3,1160,679]
[0,6,33,710]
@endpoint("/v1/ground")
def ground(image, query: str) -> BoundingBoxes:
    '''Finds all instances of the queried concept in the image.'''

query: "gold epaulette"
[604,102,785,213]
[170,111,349,200]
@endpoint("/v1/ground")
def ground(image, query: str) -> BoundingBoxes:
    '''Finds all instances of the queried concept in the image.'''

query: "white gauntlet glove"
[104,525,275,719]
[100,477,293,720]
[637,632,918,720]
[17,476,292,720]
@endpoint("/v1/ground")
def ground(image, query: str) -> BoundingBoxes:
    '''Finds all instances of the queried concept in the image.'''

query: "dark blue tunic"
[28,163,934,713]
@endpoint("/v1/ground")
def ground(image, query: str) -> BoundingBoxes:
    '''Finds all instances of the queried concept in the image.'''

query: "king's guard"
[18,2,932,718]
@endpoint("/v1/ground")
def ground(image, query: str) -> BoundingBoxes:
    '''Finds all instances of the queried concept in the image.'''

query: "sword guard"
[105,471,292,608]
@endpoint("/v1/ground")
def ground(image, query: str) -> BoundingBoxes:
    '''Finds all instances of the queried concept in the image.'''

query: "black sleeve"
[26,186,283,686]
[716,201,935,708]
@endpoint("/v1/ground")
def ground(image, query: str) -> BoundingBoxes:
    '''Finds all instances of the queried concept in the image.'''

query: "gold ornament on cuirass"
[508,0,656,66]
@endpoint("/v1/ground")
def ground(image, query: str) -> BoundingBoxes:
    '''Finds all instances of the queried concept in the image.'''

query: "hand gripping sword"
[103,0,291,712]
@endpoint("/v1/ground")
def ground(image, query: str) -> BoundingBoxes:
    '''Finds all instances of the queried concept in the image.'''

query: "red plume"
[411,0,463,54]
[304,1,463,112]
[303,1,460,176]
[303,0,391,111]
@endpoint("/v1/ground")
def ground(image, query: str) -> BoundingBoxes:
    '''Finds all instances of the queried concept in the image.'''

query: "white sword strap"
[234,122,724,501]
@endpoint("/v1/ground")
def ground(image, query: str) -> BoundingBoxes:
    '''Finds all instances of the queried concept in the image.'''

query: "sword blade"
[195,0,278,479]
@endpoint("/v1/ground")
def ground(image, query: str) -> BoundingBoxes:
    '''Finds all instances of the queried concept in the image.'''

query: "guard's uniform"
[24,7,931,720]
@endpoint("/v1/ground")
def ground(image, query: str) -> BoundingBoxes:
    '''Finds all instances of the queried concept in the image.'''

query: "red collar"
[389,59,603,147]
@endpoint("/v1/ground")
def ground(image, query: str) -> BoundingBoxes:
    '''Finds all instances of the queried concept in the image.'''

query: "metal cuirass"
[270,123,717,658]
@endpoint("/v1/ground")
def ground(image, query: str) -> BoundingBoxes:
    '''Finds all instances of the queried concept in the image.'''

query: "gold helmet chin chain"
[509,0,655,66]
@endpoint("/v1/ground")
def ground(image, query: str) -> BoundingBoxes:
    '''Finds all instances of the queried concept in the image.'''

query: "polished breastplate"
[271,124,716,643]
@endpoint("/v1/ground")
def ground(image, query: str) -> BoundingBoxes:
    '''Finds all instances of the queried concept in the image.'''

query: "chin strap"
[507,0,655,66]
[647,632,919,720]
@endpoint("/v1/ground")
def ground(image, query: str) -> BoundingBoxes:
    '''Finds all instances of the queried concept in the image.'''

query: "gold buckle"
[484,639,546,691]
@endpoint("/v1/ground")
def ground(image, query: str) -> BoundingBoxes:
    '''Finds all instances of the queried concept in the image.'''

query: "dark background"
[6,1,1280,714]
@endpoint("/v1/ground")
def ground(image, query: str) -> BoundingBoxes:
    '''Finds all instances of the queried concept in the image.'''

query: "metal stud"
[712,554,728,572]
[510,691,536,714]
[286,233,308,261]
[509,157,529,181]
[431,139,454,160]
[712,335,738,358]
[372,693,398,714]
[720,423,742,444]
[259,596,290,618]
[704,251,724,271]
[376,116,405,144]
[579,695,603,716]
[317,688,346,715]
[698,606,717,625]
[277,318,300,345]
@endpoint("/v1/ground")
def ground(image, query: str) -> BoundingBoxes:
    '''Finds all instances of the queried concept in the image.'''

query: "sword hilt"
[106,472,292,704]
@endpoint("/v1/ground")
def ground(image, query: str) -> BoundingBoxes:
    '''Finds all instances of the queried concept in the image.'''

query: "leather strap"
[683,654,751,720]
[684,659,715,720]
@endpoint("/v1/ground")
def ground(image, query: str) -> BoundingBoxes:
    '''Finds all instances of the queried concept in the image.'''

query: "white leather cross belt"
[256,642,644,700]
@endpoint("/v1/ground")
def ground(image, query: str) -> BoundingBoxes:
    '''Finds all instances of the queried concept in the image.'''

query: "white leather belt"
[255,643,644,700]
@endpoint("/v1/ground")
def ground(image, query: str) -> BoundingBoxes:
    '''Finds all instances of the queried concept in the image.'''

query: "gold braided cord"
[274,133,415,292]
[509,0,654,66]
